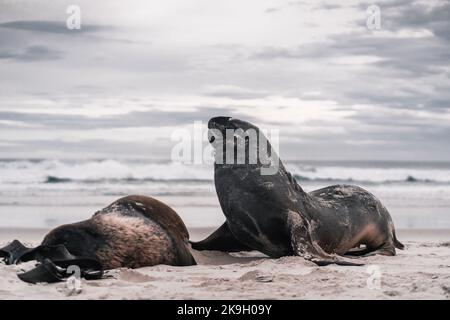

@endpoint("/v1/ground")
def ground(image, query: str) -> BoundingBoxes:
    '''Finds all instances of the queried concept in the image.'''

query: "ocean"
[0,159,449,230]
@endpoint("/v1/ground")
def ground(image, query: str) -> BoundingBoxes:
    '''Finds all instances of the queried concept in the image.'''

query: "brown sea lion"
[41,195,196,269]
[1,195,196,283]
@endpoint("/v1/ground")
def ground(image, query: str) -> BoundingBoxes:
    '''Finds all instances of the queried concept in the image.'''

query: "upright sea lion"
[191,117,404,266]
[1,195,196,283]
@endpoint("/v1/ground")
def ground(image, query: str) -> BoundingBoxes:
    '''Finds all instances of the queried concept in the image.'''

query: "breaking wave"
[1,159,450,185]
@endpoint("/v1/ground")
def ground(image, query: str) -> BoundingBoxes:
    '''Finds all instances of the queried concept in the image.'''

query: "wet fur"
[192,117,404,265]
[42,196,196,269]
[92,213,177,269]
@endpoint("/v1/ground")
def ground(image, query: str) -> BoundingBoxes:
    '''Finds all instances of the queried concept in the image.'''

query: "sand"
[0,228,449,300]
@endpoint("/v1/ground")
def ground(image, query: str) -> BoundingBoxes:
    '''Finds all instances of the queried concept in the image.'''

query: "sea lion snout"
[208,116,232,129]
[208,116,256,132]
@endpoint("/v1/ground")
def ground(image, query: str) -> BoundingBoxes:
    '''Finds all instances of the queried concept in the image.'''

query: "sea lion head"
[41,221,104,260]
[208,116,301,219]
[208,116,280,175]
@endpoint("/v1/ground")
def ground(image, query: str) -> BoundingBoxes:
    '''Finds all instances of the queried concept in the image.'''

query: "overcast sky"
[0,0,449,161]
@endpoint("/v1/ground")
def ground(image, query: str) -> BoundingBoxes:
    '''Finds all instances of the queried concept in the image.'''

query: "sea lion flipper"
[171,235,197,266]
[17,259,65,284]
[190,222,252,252]
[310,256,364,266]
[344,247,371,256]
[19,244,77,263]
[293,237,364,266]
[17,258,103,284]
[287,211,364,266]
[0,240,33,265]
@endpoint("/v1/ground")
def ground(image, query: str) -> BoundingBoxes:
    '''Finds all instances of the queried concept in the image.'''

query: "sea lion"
[1,195,196,283]
[191,116,404,266]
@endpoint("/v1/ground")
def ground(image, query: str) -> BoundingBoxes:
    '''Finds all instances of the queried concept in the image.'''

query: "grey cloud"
[0,138,174,160]
[325,35,450,78]
[251,47,303,60]
[0,106,260,159]
[316,3,342,10]
[0,20,105,34]
[0,20,148,47]
[264,7,281,14]
[0,107,254,130]
[250,3,450,112]
[255,1,450,72]
[357,0,411,10]
[392,3,450,42]
[279,121,450,161]
[359,0,450,42]
[264,1,307,14]
[349,111,448,129]
[203,86,269,99]
[265,1,341,14]
[344,88,450,111]
[252,36,450,73]
[0,45,63,61]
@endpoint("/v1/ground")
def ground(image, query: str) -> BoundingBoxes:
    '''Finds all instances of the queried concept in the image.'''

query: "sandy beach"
[1,165,449,300]
[1,228,449,300]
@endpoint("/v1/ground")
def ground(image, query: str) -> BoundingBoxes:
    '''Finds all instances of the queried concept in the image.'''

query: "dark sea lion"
[1,195,196,283]
[191,117,404,266]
